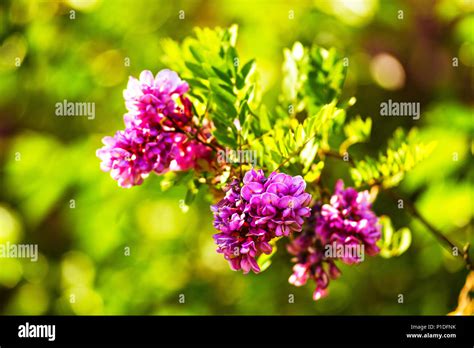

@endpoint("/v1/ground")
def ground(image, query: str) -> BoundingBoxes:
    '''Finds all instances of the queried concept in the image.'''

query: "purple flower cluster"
[287,228,341,301]
[288,180,381,300]
[97,128,174,188]
[212,169,312,274]
[97,69,212,188]
[317,179,381,263]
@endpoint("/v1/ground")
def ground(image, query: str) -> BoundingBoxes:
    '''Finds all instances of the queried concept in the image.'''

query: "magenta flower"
[98,69,215,187]
[316,180,381,264]
[244,171,312,237]
[96,127,173,188]
[287,230,341,301]
[287,180,381,301]
[170,135,213,172]
[212,170,312,274]
[123,69,189,128]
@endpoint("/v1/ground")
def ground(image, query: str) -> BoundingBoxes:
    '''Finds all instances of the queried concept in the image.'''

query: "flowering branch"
[96,26,463,302]
[167,115,221,153]
[321,150,473,270]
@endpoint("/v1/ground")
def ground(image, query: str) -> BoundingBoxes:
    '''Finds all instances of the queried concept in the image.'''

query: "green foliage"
[350,128,436,188]
[161,28,352,187]
[160,28,435,203]
[306,46,347,108]
[340,116,372,154]
[160,25,259,149]
[378,216,412,258]
[280,42,348,115]
[261,42,348,181]
[256,238,281,273]
[251,102,344,177]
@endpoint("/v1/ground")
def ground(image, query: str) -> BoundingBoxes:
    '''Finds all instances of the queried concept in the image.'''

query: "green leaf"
[227,24,238,46]
[238,101,249,127]
[160,25,263,152]
[340,116,372,154]
[378,216,412,258]
[256,238,280,272]
[295,124,305,147]
[185,78,208,90]
[306,46,347,107]
[209,79,236,104]
[185,187,197,205]
[213,127,238,148]
[225,46,239,77]
[212,66,233,85]
[350,128,436,188]
[258,105,271,132]
[189,44,205,63]
[240,59,256,80]
[280,42,347,115]
[184,61,207,78]
[300,139,319,173]
[303,160,324,182]
[210,80,237,118]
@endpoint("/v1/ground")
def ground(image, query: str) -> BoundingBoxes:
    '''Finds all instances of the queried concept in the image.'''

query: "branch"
[386,189,472,270]
[167,117,221,153]
[319,149,355,166]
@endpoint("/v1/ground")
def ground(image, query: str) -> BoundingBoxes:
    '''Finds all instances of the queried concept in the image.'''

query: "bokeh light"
[370,53,406,90]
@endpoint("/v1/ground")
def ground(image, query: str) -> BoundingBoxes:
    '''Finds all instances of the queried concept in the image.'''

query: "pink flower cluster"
[287,226,341,301]
[212,169,312,274]
[288,180,381,300]
[97,70,212,187]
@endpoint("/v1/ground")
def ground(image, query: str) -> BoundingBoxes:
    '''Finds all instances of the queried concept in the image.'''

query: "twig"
[167,117,221,153]
[319,149,355,166]
[386,189,472,270]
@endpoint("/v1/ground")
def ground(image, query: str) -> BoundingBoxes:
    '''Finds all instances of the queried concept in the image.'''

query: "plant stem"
[386,189,472,270]
[320,149,355,166]
[168,117,221,153]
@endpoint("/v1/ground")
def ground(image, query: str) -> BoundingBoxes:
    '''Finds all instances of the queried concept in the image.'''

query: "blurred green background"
[0,0,473,315]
